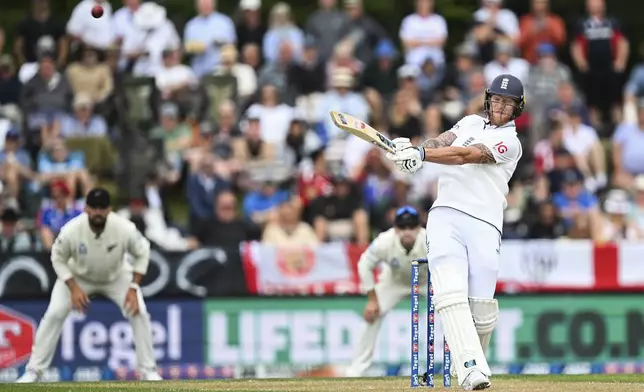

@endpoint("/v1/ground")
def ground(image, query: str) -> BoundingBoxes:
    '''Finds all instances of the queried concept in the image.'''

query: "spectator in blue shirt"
[38,180,82,250]
[243,177,290,227]
[552,169,599,228]
[37,138,92,199]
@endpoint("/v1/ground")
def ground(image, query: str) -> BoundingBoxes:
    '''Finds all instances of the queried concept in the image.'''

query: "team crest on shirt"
[389,258,400,269]
[78,243,87,255]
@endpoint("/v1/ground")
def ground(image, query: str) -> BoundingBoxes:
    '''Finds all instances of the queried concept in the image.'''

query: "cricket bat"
[329,111,396,154]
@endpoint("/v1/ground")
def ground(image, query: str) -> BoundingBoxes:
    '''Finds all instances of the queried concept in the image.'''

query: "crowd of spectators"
[2,0,644,257]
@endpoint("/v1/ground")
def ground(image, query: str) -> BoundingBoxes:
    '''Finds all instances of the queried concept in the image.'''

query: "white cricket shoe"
[140,371,163,381]
[16,370,40,383]
[461,370,491,390]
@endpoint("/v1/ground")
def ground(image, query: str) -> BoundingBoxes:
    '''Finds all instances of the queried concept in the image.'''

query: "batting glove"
[392,137,413,152]
[386,145,424,173]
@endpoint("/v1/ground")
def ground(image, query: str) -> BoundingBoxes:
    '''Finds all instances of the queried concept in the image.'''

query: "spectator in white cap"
[595,189,642,242]
[184,0,236,77]
[121,2,180,77]
[236,0,266,54]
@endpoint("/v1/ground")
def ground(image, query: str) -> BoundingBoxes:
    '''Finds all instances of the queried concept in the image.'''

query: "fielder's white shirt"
[431,114,522,232]
[357,227,428,291]
[51,212,150,283]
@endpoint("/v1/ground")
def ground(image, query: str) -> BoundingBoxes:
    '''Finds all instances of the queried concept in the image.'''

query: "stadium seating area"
[1,0,644,256]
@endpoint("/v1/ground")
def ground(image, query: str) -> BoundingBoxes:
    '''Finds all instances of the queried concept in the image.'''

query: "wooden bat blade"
[329,111,396,153]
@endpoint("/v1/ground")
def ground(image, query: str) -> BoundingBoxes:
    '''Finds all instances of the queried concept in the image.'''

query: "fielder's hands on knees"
[363,299,380,323]
[69,284,90,313]
[386,138,424,173]
[124,288,140,317]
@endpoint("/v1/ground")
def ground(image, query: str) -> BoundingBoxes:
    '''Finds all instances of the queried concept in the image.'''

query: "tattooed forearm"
[471,144,496,164]
[421,131,457,149]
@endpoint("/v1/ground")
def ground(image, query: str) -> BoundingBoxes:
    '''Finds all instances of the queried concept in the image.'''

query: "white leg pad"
[469,297,499,358]
[430,263,490,382]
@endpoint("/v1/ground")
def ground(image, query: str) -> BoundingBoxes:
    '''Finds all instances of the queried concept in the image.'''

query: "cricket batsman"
[346,206,427,377]
[16,188,162,382]
[386,74,526,390]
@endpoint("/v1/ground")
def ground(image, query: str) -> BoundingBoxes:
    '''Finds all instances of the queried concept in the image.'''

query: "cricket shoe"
[140,371,163,381]
[461,370,491,390]
[15,370,41,383]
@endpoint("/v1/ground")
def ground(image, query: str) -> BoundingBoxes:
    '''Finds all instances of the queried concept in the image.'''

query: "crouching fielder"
[17,188,162,382]
[346,206,427,377]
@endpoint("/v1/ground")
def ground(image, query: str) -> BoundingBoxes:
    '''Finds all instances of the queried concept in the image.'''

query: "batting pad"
[469,297,499,362]
[430,263,491,381]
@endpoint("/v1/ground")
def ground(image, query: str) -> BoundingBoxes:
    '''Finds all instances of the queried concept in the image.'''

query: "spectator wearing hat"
[58,93,108,139]
[361,40,401,104]
[263,2,304,65]
[232,106,276,164]
[525,43,572,146]
[20,51,73,140]
[310,171,369,244]
[184,0,236,78]
[612,99,644,189]
[0,208,37,255]
[236,0,266,54]
[155,46,198,101]
[121,2,180,77]
[305,0,348,62]
[518,0,566,64]
[66,45,113,105]
[552,168,599,229]
[0,55,22,107]
[561,104,607,192]
[150,102,192,186]
[213,44,257,103]
[0,128,34,201]
[186,153,231,230]
[399,0,448,68]
[595,189,642,242]
[37,179,82,250]
[67,0,114,51]
[318,68,368,142]
[16,0,68,68]
[483,39,529,86]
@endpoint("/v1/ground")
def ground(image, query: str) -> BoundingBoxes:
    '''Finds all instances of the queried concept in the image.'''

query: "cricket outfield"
[0,375,643,392]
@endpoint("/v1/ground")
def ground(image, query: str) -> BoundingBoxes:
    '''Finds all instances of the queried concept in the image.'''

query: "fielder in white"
[386,74,526,390]
[346,206,427,377]
[17,188,162,382]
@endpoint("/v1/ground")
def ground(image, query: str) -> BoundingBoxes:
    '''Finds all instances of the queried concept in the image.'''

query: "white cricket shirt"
[431,114,522,232]
[51,212,150,283]
[357,227,428,291]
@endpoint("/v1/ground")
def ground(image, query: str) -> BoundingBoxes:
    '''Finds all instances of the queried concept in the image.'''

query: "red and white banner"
[241,240,643,295]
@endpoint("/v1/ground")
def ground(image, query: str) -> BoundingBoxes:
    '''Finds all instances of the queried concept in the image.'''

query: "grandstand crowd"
[1,0,644,256]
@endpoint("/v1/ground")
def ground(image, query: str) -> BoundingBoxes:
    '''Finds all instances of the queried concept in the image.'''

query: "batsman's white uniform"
[346,227,427,377]
[22,212,159,377]
[427,114,520,384]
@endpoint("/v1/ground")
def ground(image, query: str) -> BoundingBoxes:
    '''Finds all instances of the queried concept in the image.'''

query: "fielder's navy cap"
[85,187,111,209]
[395,206,420,227]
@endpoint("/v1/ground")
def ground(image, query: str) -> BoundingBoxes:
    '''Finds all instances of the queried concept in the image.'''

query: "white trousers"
[426,207,500,299]
[25,271,157,373]
[347,273,424,377]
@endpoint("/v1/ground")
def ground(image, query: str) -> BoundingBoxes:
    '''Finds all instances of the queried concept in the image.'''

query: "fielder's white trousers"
[346,271,424,377]
[426,207,500,299]
[24,271,157,373]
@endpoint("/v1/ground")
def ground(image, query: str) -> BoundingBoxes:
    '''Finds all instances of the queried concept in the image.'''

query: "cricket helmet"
[394,206,420,228]
[484,74,525,120]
